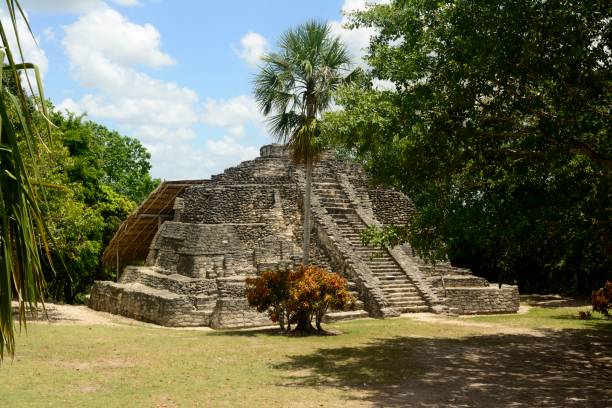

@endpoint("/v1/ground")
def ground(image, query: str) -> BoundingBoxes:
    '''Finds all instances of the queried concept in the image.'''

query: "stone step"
[382,287,420,294]
[431,275,489,288]
[353,247,386,253]
[325,207,354,214]
[363,255,396,261]
[376,277,409,283]
[381,283,418,289]
[395,305,430,313]
[316,194,347,200]
[375,278,409,283]
[385,293,422,301]
[366,263,400,269]
[370,267,403,273]
[317,195,350,200]
[120,267,215,296]
[388,298,427,305]
[379,281,413,287]
[313,190,344,196]
[377,276,411,282]
[323,310,370,323]
[366,260,398,266]
[320,201,352,207]
[370,269,405,275]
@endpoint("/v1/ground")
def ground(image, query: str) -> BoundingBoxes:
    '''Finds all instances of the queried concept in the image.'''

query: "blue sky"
[8,0,383,179]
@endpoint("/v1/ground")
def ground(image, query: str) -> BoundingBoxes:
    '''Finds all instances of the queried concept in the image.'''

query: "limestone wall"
[180,185,276,224]
[368,187,415,226]
[209,277,272,329]
[88,281,212,327]
[443,286,520,314]
[146,222,296,278]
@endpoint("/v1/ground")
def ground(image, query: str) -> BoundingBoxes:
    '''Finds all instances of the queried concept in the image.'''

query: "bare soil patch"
[11,301,145,326]
[403,311,543,336]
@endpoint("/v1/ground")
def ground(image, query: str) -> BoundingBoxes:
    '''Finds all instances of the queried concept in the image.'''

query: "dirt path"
[17,302,543,337]
[402,306,543,336]
[12,301,159,327]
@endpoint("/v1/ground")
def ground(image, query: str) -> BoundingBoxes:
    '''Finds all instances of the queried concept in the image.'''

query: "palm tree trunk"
[302,155,312,265]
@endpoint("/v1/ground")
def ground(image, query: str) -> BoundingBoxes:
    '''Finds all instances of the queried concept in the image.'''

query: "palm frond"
[253,19,357,151]
[0,0,50,361]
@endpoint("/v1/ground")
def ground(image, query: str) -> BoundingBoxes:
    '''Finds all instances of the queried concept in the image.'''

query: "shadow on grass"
[549,314,612,329]
[274,328,612,407]
[209,327,342,337]
[208,327,282,337]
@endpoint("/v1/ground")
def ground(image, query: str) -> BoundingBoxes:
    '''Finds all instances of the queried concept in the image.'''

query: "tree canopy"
[36,110,159,303]
[323,0,611,294]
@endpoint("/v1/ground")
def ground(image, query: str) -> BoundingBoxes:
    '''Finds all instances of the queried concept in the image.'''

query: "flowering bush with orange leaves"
[245,265,354,332]
[592,281,612,318]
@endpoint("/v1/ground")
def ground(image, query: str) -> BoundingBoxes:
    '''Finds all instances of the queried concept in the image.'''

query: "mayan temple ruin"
[88,144,519,328]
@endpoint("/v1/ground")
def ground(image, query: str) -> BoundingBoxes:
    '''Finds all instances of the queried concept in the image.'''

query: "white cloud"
[0,9,48,80]
[146,137,260,180]
[372,78,395,91]
[234,32,268,68]
[113,0,141,5]
[202,95,263,137]
[63,7,173,69]
[58,6,265,181]
[21,0,139,13]
[329,0,390,68]
[56,97,83,115]
[60,7,197,133]
[207,135,260,160]
[42,27,56,42]
[131,125,196,142]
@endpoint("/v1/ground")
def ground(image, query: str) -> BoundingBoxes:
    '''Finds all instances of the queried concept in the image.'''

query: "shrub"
[245,265,354,332]
[592,281,612,318]
[289,265,355,331]
[245,269,294,330]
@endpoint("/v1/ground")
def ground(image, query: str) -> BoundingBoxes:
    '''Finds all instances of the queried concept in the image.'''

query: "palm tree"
[254,20,356,265]
[0,0,51,360]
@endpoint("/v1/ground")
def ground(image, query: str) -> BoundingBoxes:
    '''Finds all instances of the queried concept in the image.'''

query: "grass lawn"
[0,306,610,407]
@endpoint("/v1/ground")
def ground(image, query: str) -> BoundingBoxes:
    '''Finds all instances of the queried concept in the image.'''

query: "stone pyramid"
[88,144,519,328]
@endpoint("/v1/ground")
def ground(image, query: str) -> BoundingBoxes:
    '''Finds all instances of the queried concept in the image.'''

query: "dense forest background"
[8,75,159,303]
[323,0,611,295]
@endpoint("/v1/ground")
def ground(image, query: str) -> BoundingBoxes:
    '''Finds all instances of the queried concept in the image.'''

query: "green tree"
[254,20,356,265]
[38,113,154,303]
[51,113,159,205]
[324,0,611,293]
[23,107,154,304]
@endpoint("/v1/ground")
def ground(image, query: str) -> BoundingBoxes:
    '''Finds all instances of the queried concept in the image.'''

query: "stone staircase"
[311,168,429,314]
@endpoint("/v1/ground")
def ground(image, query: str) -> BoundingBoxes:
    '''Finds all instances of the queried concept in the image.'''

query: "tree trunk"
[294,311,314,332]
[302,155,312,265]
[278,306,285,331]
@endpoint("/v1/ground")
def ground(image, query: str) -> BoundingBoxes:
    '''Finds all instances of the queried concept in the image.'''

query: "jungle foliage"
[323,0,611,294]
[36,109,159,303]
